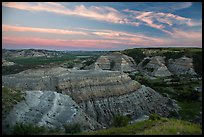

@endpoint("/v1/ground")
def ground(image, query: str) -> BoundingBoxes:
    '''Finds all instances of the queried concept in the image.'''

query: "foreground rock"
[2,90,102,134]
[2,67,179,133]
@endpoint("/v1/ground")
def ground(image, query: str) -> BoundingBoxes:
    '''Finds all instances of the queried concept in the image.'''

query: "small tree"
[149,113,161,121]
[63,123,81,134]
[111,114,131,127]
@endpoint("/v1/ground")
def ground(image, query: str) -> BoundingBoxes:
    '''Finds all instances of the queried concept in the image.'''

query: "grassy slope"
[3,55,79,75]
[82,118,202,135]
[134,75,202,122]
[178,101,202,121]
[7,55,76,65]
[2,87,25,119]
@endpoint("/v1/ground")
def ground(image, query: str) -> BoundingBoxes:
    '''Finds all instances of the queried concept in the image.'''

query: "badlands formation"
[2,53,180,134]
[137,56,197,77]
[137,56,172,77]
[168,56,197,75]
[85,52,136,72]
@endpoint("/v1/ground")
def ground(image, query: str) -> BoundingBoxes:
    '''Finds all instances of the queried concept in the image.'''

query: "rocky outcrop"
[95,56,111,70]
[85,52,137,72]
[2,67,179,133]
[78,85,178,126]
[2,90,102,134]
[2,68,141,101]
[57,70,141,103]
[138,56,172,77]
[168,56,197,75]
[2,59,15,66]
[2,50,46,58]
[2,49,63,59]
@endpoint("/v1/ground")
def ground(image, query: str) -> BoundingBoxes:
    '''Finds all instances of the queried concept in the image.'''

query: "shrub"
[11,123,46,135]
[137,77,150,85]
[110,60,115,70]
[111,114,131,127]
[2,87,25,119]
[66,62,74,68]
[149,114,161,121]
[63,123,81,134]
[142,59,150,67]
[168,110,180,118]
[48,128,63,134]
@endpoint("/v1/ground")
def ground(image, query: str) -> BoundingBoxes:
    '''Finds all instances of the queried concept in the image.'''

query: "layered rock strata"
[168,56,197,75]
[85,52,137,72]
[138,56,172,77]
[2,67,179,132]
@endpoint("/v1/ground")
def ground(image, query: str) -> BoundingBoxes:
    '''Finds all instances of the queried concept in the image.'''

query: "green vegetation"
[111,114,131,127]
[133,74,202,122]
[149,113,161,121]
[134,75,201,101]
[2,87,25,119]
[122,48,146,64]
[9,122,82,135]
[122,47,202,75]
[145,67,154,72]
[2,54,100,75]
[83,116,201,135]
[2,56,76,75]
[2,64,33,75]
[62,61,75,68]
[11,123,47,135]
[9,115,201,135]
[63,123,81,134]
[141,58,150,67]
[7,55,76,66]
[177,101,202,121]
[80,56,98,69]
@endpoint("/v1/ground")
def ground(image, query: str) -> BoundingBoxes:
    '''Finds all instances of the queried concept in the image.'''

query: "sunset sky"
[2,2,202,51]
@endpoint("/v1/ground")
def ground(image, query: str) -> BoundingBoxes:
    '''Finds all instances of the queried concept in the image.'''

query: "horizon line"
[2,46,202,52]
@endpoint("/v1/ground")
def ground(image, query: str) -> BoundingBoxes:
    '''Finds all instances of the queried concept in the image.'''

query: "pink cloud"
[92,29,202,47]
[2,2,128,25]
[2,36,119,49]
[171,29,202,39]
[124,9,201,34]
[2,2,67,13]
[3,2,199,33]
[2,24,202,49]
[2,25,87,35]
[2,35,163,49]
[91,29,169,45]
[2,24,169,46]
[72,5,125,24]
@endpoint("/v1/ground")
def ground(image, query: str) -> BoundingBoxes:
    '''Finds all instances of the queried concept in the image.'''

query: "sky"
[2,2,202,51]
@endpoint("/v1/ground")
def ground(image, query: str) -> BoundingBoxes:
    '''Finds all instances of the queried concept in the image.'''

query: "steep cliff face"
[2,90,102,134]
[2,67,179,132]
[57,70,141,103]
[79,85,178,126]
[168,56,197,75]
[85,52,137,72]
